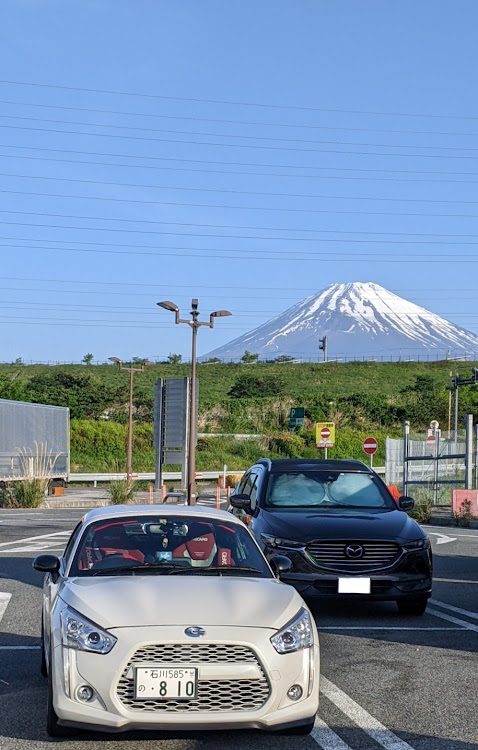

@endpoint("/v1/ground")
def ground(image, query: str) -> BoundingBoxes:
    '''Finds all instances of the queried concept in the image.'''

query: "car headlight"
[261,533,305,551]
[403,538,430,551]
[61,606,117,654]
[270,608,314,654]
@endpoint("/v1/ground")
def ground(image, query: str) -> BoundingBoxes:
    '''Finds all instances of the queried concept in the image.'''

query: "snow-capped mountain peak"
[203,282,478,361]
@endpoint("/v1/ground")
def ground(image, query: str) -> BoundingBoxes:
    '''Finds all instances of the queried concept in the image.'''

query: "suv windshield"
[69,515,272,577]
[264,471,395,510]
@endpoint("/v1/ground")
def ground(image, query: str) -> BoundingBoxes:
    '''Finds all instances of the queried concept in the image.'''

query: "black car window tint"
[268,473,326,506]
[237,472,250,494]
[327,473,387,507]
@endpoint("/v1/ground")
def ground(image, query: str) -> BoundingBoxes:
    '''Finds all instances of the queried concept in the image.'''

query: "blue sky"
[1,0,478,362]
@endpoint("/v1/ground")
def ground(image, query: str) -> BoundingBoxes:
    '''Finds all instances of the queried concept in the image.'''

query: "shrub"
[408,496,432,524]
[108,477,137,505]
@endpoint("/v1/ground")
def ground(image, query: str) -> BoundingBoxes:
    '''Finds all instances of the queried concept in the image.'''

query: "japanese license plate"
[338,577,371,594]
[135,666,198,699]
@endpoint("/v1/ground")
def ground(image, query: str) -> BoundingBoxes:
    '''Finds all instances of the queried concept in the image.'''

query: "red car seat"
[93,524,145,564]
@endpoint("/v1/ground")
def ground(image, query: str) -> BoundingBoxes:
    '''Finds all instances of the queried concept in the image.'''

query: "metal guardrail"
[70,466,386,484]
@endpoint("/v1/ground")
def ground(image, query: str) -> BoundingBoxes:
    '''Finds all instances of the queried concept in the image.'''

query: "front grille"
[116,644,270,713]
[307,540,399,571]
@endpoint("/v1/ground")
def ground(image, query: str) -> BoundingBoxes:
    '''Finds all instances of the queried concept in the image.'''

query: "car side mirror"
[229,493,253,512]
[398,496,415,511]
[269,554,293,577]
[33,554,61,577]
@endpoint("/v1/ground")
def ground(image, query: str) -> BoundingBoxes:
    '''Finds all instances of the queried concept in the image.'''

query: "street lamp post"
[157,299,231,505]
[108,357,153,481]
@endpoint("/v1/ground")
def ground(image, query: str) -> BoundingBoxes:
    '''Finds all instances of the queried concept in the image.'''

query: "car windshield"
[264,471,396,510]
[69,515,272,577]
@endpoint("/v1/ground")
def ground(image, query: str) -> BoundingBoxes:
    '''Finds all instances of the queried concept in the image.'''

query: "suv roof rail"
[257,457,272,468]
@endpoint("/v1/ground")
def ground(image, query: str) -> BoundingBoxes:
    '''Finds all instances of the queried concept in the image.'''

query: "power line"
[5,170,478,206]
[2,78,478,122]
[2,274,478,295]
[1,240,478,263]
[4,98,478,138]
[3,142,478,180]
[4,190,478,220]
[3,122,478,161]
[4,113,478,154]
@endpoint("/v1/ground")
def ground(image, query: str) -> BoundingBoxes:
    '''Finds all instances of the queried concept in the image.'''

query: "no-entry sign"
[425,435,436,453]
[362,437,378,455]
[315,422,335,448]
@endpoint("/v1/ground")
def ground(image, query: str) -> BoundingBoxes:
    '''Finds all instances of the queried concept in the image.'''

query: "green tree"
[82,353,94,365]
[228,374,285,399]
[167,353,182,364]
[241,350,259,364]
[25,371,121,419]
[0,373,28,401]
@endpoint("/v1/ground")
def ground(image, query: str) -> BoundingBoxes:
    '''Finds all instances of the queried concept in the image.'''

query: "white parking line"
[427,608,478,633]
[320,676,416,750]
[312,717,354,750]
[0,592,11,624]
[429,598,478,621]
[0,530,71,548]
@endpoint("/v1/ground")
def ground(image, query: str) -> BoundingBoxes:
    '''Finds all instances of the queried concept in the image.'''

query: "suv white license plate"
[338,577,371,594]
[135,667,198,699]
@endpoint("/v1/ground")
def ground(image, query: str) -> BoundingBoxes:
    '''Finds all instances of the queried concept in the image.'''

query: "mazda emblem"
[345,544,364,559]
[185,626,206,638]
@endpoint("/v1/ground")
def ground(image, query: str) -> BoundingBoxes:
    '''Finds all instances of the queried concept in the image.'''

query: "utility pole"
[319,336,328,362]
[108,358,153,481]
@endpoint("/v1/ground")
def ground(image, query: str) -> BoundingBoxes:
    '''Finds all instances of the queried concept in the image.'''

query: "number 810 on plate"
[135,667,198,699]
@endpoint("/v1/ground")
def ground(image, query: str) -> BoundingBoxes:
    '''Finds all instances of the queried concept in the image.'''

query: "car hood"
[59,575,303,630]
[261,508,423,542]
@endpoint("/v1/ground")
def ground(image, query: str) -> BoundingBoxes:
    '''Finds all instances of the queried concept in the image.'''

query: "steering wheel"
[93,553,135,570]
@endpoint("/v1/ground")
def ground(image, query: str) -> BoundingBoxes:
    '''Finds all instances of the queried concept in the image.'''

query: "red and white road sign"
[320,427,331,440]
[425,435,436,451]
[362,437,378,455]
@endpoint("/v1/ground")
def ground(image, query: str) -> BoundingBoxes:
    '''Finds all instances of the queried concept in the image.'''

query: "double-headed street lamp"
[157,299,232,505]
[108,357,153,481]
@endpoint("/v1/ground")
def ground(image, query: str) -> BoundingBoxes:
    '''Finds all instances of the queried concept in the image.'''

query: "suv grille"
[307,540,399,571]
[116,644,270,713]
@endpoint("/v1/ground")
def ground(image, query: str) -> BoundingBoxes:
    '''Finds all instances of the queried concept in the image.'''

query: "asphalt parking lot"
[0,507,477,750]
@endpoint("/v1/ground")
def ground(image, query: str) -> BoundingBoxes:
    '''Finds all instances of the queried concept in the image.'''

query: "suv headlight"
[261,533,305,551]
[61,606,117,654]
[270,608,314,654]
[403,538,430,551]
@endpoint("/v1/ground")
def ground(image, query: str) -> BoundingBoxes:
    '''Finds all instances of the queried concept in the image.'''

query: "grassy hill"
[1,360,477,472]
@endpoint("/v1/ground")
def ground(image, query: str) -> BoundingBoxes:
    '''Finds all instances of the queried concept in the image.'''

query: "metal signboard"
[315,422,335,448]
[153,378,198,490]
[289,407,305,431]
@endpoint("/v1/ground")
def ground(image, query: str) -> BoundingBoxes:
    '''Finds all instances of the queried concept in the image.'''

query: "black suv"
[230,458,432,615]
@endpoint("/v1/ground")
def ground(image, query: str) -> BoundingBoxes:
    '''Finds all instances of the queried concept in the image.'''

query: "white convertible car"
[33,505,320,737]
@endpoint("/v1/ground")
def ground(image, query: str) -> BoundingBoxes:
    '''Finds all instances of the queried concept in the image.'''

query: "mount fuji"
[203,282,478,361]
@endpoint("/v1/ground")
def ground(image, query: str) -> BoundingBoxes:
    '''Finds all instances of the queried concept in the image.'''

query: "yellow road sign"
[315,422,335,448]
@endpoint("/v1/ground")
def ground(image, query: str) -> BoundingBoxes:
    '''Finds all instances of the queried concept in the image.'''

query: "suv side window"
[240,471,258,498]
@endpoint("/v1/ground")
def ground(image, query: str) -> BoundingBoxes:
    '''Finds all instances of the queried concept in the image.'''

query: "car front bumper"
[50,624,320,733]
[266,547,432,602]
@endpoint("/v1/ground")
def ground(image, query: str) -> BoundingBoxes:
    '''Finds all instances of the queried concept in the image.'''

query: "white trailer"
[0,399,69,483]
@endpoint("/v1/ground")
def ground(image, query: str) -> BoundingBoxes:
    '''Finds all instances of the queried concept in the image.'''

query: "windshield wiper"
[91,563,184,576]
[166,565,265,576]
